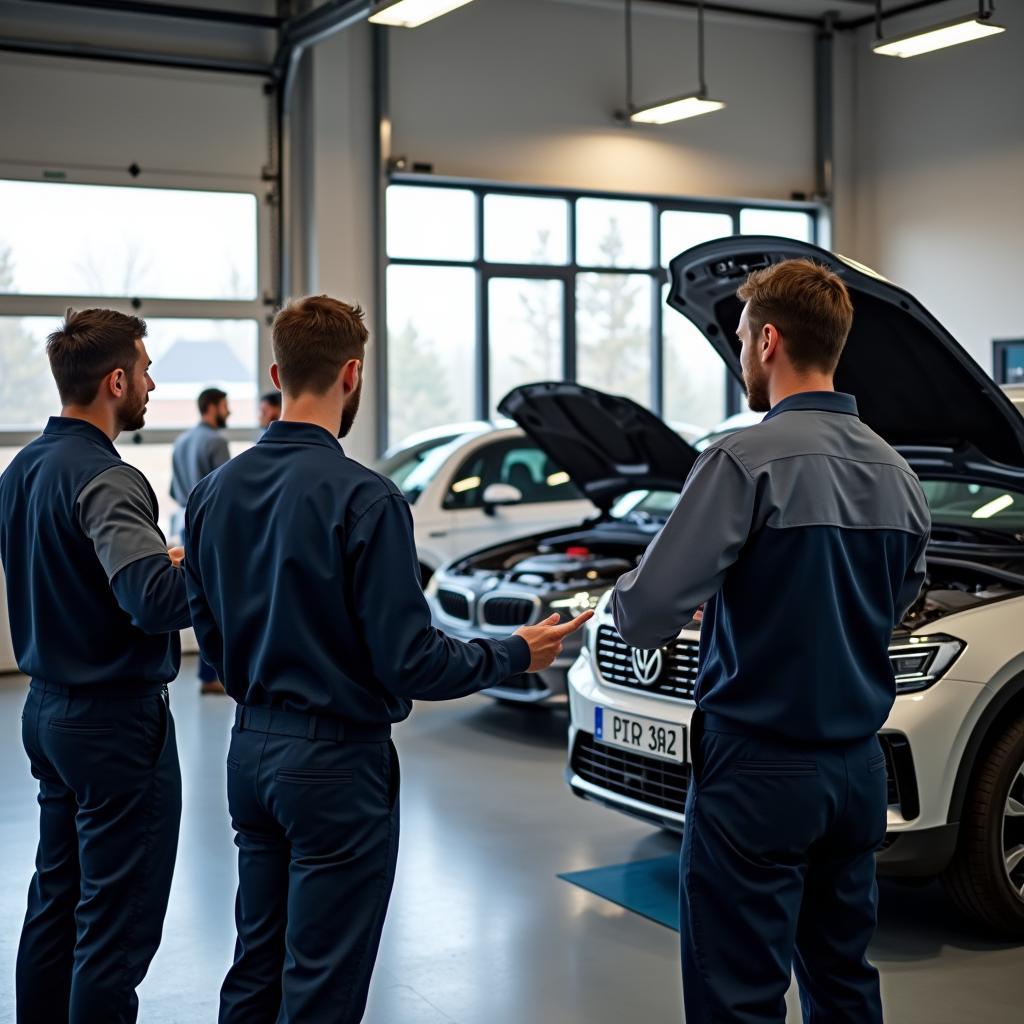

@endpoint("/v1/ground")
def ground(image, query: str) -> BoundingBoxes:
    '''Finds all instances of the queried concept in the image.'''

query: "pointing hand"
[514,611,594,673]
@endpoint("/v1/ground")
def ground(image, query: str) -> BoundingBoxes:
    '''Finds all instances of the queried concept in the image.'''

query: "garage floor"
[0,659,1021,1023]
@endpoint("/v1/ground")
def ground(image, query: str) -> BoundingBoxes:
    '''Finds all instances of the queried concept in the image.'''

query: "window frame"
[0,162,274,446]
[382,174,825,451]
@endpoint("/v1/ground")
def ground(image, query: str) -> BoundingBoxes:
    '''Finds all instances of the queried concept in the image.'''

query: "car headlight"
[548,590,604,617]
[889,634,965,694]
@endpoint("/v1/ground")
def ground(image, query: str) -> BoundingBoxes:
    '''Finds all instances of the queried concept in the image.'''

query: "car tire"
[943,716,1024,937]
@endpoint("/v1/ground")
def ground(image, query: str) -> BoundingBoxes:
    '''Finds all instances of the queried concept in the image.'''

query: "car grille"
[437,588,471,622]
[594,624,700,700]
[573,729,911,824]
[480,595,535,628]
[571,730,690,816]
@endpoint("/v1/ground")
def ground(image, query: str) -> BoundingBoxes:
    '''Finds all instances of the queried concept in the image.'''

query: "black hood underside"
[667,237,1024,471]
[498,381,700,510]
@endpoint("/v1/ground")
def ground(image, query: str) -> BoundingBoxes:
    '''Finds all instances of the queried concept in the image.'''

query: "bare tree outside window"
[576,218,651,406]
[0,249,61,429]
[388,320,462,441]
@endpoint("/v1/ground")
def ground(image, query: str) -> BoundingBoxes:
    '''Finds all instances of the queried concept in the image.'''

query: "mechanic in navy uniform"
[0,308,191,1024]
[182,295,591,1024]
[613,260,930,1024]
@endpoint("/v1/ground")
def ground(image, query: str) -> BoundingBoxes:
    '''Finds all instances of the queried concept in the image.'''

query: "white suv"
[566,236,1024,936]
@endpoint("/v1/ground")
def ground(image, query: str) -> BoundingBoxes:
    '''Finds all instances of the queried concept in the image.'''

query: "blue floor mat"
[559,855,680,930]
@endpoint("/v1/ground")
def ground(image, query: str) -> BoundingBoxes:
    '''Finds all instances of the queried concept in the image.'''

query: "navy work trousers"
[219,709,400,1024]
[680,715,887,1024]
[17,680,182,1024]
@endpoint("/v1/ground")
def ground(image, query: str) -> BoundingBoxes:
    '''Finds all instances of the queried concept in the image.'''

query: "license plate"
[594,706,686,764]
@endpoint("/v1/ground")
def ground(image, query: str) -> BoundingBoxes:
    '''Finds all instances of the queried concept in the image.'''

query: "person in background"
[182,295,592,1024]
[0,308,190,1024]
[171,386,231,694]
[613,260,929,1024]
[257,390,281,438]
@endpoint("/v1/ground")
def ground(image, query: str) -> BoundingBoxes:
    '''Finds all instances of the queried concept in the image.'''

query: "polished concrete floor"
[1,659,1022,1023]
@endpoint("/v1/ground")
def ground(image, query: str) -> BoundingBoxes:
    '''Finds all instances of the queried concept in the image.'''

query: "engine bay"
[900,557,1024,631]
[447,523,651,594]
[445,525,1024,634]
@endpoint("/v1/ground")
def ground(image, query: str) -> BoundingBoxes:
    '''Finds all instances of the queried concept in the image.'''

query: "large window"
[0,176,266,437]
[384,181,820,447]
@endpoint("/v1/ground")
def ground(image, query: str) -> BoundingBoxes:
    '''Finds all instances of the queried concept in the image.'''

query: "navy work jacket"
[613,392,931,743]
[183,420,529,724]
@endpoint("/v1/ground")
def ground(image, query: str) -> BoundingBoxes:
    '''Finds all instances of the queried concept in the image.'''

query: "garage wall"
[840,3,1024,371]
[304,24,380,466]
[388,0,819,201]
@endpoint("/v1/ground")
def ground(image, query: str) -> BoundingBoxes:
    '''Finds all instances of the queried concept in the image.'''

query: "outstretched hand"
[514,611,594,673]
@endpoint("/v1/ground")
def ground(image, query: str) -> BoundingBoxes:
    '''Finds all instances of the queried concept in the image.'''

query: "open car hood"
[667,236,1024,471]
[497,381,700,510]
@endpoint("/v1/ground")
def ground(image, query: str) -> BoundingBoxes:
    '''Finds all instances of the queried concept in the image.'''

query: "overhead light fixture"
[368,0,475,29]
[619,0,725,126]
[872,1,1005,58]
[630,95,726,125]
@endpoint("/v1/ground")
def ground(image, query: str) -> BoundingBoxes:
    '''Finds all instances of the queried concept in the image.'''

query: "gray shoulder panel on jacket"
[77,465,169,580]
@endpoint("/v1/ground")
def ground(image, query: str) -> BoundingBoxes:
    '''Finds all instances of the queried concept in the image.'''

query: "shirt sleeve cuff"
[505,635,531,675]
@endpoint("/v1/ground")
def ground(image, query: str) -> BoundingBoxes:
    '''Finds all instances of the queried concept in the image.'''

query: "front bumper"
[428,582,583,704]
[567,643,982,877]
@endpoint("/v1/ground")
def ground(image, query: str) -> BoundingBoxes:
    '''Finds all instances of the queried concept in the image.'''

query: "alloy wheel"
[1002,758,1024,900]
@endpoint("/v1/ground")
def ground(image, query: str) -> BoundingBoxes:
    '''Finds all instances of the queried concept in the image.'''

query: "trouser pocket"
[387,741,401,810]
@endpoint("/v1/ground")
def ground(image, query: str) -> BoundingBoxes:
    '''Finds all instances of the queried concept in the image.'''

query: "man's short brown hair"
[46,307,146,406]
[737,259,854,374]
[272,295,368,396]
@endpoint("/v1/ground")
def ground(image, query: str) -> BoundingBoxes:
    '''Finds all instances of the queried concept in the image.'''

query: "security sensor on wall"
[871,1,1005,58]
[618,0,725,126]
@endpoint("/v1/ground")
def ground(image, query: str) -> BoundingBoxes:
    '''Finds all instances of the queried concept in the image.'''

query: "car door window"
[443,440,582,510]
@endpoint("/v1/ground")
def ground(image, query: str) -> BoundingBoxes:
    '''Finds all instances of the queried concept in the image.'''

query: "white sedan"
[378,425,594,584]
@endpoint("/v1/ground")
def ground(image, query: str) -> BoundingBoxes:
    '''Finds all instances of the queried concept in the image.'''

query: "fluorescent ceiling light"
[630,95,726,125]
[873,16,1005,58]
[369,0,475,28]
[972,494,1014,520]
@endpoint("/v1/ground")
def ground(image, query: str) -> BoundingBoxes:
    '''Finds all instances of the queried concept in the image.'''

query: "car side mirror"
[481,482,523,516]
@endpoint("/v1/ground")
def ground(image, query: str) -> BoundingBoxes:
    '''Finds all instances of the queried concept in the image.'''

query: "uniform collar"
[259,418,344,453]
[43,416,119,455]
[763,391,859,421]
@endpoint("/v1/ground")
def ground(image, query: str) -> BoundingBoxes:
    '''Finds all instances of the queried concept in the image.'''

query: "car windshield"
[398,437,469,504]
[921,480,1024,534]
[376,435,460,493]
[610,489,680,522]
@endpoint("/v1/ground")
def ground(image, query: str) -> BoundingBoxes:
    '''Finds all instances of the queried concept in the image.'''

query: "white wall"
[303,24,380,465]
[388,0,819,201]
[839,2,1024,371]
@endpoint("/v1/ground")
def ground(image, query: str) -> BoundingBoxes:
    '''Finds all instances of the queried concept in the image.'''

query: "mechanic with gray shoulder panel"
[0,308,190,1024]
[612,259,930,1024]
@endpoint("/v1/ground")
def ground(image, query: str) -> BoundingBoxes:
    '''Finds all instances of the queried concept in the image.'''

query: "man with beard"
[256,389,282,438]
[612,260,929,1024]
[0,308,191,1023]
[182,295,591,1024]
[171,386,231,692]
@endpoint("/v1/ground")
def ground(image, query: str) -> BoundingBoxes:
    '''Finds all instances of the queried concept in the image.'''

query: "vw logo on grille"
[630,647,663,686]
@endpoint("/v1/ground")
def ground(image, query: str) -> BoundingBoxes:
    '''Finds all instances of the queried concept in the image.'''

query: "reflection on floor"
[0,660,1021,1023]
